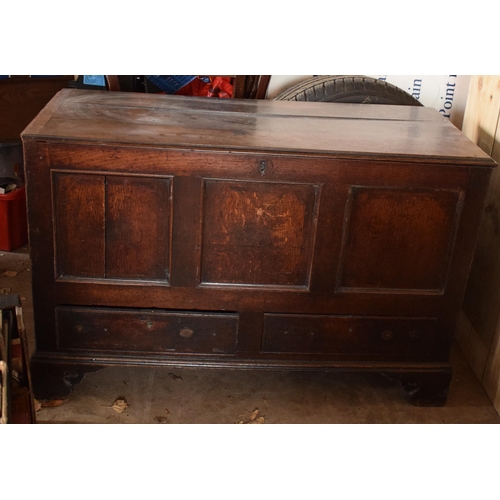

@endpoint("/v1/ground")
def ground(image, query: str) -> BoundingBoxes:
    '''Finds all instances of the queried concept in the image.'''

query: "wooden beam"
[459,75,500,414]
[462,76,500,154]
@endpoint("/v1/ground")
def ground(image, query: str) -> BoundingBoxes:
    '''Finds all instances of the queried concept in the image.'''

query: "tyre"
[273,75,422,106]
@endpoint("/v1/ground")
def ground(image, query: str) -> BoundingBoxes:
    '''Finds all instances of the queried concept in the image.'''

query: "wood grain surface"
[22,89,494,165]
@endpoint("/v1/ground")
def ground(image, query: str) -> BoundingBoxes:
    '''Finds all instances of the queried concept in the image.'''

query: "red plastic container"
[0,186,28,251]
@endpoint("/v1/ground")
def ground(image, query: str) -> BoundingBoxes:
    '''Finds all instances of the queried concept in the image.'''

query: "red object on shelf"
[0,186,28,251]
[175,76,233,98]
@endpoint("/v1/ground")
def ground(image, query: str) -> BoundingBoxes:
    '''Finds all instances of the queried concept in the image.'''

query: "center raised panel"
[200,179,320,288]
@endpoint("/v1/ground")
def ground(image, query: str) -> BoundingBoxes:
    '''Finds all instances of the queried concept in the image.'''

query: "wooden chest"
[22,89,496,405]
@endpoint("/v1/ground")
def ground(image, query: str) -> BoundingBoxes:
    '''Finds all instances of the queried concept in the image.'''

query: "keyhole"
[259,160,267,175]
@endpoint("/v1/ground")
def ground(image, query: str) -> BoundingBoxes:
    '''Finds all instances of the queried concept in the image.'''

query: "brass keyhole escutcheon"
[259,160,267,175]
[381,330,394,341]
[179,327,194,339]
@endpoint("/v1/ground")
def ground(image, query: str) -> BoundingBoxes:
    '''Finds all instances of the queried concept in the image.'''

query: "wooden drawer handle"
[381,330,394,341]
[179,327,194,339]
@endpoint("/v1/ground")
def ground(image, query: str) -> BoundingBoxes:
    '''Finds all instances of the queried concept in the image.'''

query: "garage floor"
[2,247,500,424]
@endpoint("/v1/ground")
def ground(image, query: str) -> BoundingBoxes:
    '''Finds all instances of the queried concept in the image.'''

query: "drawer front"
[56,307,238,355]
[262,314,437,357]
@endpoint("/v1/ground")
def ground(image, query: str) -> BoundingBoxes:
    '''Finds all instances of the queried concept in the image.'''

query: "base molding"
[30,351,453,406]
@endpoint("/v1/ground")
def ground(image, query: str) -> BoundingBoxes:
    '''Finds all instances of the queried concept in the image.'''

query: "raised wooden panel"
[106,176,171,281]
[263,314,437,357]
[339,187,462,292]
[54,172,171,282]
[54,173,105,278]
[56,307,239,355]
[201,179,319,287]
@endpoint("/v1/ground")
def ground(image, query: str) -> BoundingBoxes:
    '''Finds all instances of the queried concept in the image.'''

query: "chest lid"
[22,88,495,167]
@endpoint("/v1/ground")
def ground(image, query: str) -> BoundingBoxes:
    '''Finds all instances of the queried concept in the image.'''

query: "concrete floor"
[2,246,500,424]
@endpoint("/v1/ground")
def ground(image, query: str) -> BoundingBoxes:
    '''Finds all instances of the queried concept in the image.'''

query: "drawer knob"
[179,327,194,339]
[381,330,394,341]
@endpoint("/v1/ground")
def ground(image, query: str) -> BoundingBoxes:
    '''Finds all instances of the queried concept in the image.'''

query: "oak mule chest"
[22,89,496,405]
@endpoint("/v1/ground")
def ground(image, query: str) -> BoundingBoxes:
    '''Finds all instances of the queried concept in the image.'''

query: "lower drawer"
[56,307,239,355]
[262,314,437,357]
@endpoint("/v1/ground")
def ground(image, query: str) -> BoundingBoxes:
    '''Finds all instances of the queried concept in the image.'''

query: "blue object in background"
[83,75,106,87]
[146,76,196,94]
